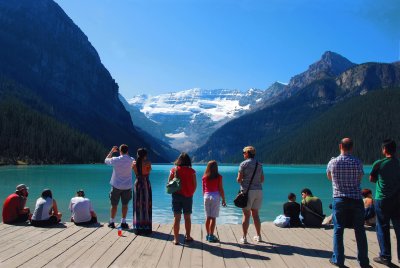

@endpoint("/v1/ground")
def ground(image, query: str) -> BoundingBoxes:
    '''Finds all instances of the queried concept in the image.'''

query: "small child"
[283,193,302,227]
[202,160,226,242]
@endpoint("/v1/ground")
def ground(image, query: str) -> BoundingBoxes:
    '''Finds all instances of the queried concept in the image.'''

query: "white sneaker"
[253,235,262,242]
[239,237,248,244]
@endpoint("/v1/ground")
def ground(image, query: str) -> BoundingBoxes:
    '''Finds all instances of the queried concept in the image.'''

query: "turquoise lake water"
[0,164,376,224]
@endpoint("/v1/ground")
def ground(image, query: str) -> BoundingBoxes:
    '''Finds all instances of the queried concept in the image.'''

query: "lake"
[0,164,376,224]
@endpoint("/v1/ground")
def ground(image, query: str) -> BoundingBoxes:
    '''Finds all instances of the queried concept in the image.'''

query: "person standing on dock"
[326,138,370,268]
[105,144,134,229]
[369,139,400,266]
[237,145,264,244]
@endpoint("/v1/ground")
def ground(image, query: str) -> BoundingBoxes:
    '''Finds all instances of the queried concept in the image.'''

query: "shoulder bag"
[166,168,181,194]
[234,162,258,208]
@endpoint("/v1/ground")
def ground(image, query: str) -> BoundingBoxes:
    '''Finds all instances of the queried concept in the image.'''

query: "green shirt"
[370,157,400,200]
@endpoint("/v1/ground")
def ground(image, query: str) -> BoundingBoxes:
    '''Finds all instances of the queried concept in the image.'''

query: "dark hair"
[204,160,220,180]
[340,138,353,151]
[361,188,372,198]
[77,190,85,197]
[174,152,192,167]
[382,139,396,155]
[301,188,312,196]
[120,144,129,154]
[136,148,148,175]
[288,193,296,201]
[41,189,52,199]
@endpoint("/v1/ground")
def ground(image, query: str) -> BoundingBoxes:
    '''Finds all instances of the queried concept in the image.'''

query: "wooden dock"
[0,222,397,268]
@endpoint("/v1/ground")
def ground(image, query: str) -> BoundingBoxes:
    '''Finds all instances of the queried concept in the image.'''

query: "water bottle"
[118,226,122,236]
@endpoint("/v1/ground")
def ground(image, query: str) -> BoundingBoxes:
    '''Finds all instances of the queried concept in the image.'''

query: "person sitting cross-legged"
[69,189,97,226]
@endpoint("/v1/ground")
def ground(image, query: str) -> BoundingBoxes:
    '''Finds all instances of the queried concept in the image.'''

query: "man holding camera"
[105,144,134,229]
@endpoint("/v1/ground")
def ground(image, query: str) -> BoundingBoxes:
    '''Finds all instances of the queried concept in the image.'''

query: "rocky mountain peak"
[288,51,356,90]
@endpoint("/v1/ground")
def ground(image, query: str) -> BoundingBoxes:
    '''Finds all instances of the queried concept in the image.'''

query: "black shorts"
[30,215,60,227]
[74,217,97,226]
[109,187,132,206]
[172,193,193,214]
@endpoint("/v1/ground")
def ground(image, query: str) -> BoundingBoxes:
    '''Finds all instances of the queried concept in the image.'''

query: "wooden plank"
[156,223,185,268]
[43,225,113,268]
[96,223,162,268]
[179,223,202,268]
[229,224,269,268]
[67,224,127,268]
[260,222,309,268]
[202,224,225,268]
[19,225,99,267]
[128,224,173,268]
[269,223,331,268]
[0,225,47,253]
[217,224,248,268]
[0,225,27,240]
[0,224,82,267]
[245,223,288,268]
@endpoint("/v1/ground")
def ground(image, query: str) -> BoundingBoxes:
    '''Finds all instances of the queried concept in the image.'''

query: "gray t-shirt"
[239,158,263,191]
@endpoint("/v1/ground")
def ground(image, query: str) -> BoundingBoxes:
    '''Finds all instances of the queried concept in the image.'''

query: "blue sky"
[55,0,400,98]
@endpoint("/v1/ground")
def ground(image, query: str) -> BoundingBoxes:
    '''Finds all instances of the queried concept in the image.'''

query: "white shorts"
[204,192,220,218]
[244,190,263,210]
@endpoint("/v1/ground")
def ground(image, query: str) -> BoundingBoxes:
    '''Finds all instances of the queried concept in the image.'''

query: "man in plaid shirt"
[327,138,370,268]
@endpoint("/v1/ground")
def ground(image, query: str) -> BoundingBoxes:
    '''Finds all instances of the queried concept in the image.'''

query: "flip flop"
[184,236,194,242]
[172,240,180,245]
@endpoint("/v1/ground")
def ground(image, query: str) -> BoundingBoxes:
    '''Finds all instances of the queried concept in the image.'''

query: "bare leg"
[173,213,181,243]
[205,217,211,235]
[210,217,216,235]
[251,209,261,236]
[110,206,117,219]
[122,205,128,218]
[184,213,192,238]
[242,209,251,237]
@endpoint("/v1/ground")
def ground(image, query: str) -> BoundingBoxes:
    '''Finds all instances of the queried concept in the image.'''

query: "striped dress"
[132,161,152,235]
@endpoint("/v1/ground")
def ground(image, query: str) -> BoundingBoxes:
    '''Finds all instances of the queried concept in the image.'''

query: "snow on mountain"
[125,84,285,152]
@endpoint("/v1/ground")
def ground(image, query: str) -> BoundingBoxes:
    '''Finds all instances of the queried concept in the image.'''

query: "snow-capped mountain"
[124,84,285,152]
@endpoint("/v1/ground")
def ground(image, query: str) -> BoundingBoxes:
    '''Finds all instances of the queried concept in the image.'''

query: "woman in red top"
[168,152,197,245]
[202,160,226,243]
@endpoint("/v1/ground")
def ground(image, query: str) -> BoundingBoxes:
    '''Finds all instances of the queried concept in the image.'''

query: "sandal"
[172,240,180,245]
[184,236,194,242]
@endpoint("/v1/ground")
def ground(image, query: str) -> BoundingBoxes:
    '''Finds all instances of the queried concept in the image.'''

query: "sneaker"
[206,234,210,241]
[108,222,115,228]
[329,259,349,268]
[373,256,391,266]
[239,237,248,244]
[120,222,129,229]
[208,235,220,243]
[253,235,262,242]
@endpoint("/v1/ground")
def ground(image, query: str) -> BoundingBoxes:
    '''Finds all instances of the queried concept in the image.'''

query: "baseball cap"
[16,184,29,191]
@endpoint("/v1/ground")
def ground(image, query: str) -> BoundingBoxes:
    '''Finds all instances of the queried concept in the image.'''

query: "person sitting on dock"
[283,193,302,227]
[2,184,31,224]
[300,188,324,227]
[30,189,62,227]
[69,189,97,226]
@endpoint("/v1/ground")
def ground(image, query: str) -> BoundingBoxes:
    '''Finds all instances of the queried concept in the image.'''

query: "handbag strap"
[245,162,258,194]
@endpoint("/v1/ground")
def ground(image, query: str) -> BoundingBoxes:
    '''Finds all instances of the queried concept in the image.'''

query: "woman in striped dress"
[132,148,152,235]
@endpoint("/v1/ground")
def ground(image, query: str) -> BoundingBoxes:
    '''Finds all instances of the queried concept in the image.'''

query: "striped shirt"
[327,154,364,199]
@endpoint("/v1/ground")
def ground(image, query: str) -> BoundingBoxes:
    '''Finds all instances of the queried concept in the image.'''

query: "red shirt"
[170,166,196,197]
[2,193,24,223]
[202,175,222,195]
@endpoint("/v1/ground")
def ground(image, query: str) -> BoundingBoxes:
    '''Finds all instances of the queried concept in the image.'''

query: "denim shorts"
[110,187,132,206]
[172,193,193,214]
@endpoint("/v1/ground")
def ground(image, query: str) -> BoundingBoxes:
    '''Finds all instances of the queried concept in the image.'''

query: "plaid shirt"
[327,154,364,199]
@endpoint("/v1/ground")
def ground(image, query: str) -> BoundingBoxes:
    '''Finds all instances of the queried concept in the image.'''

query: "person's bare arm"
[218,178,226,207]
[327,171,332,181]
[106,146,118,159]
[236,172,243,183]
[369,174,377,183]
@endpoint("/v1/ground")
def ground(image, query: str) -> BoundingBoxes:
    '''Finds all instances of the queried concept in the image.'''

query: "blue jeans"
[375,198,400,261]
[331,197,369,266]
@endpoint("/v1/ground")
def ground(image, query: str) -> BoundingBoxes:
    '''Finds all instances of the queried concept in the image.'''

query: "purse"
[234,162,258,208]
[166,168,181,194]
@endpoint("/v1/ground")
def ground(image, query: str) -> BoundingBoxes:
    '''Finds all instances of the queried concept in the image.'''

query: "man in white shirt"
[69,190,97,225]
[105,144,134,229]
